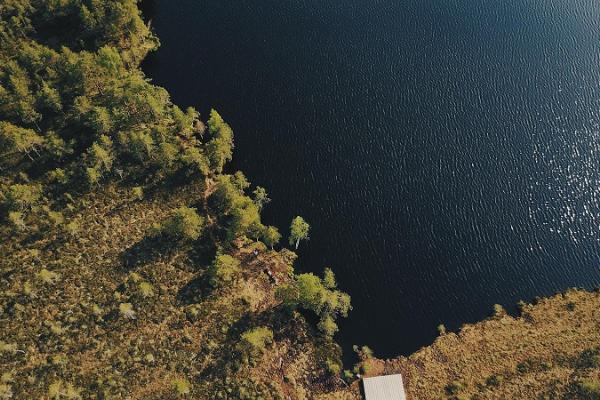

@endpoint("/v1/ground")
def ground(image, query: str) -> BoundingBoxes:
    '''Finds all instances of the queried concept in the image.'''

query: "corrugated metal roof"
[362,374,406,400]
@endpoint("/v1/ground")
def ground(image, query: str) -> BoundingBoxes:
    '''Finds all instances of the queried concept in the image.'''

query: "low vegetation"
[327,289,600,399]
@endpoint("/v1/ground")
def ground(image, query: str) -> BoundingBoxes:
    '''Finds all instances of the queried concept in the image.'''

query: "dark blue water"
[142,0,600,359]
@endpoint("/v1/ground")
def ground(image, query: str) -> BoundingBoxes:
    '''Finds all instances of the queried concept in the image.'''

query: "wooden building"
[362,374,406,400]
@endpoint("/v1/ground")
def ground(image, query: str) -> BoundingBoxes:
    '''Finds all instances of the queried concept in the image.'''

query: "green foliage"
[325,359,342,375]
[206,109,234,173]
[0,0,237,199]
[317,315,339,337]
[138,282,154,298]
[119,303,136,320]
[210,175,262,243]
[161,207,205,240]
[131,186,143,200]
[232,171,250,191]
[343,370,355,382]
[64,220,80,237]
[276,270,351,338]
[353,345,374,360]
[47,168,69,184]
[46,210,64,227]
[323,267,337,289]
[289,216,310,249]
[181,146,210,176]
[84,135,114,185]
[578,379,600,399]
[445,381,464,395]
[437,324,447,335]
[0,2,354,398]
[47,380,80,400]
[252,186,271,210]
[0,383,13,399]
[261,225,281,249]
[0,342,17,354]
[172,106,198,137]
[3,183,42,210]
[37,268,59,284]
[209,254,241,288]
[492,303,506,317]
[7,211,25,230]
[171,377,191,396]
[238,326,273,362]
[0,121,43,161]
[486,374,504,387]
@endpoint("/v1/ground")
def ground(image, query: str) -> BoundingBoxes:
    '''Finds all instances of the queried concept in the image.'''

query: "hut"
[362,374,406,400]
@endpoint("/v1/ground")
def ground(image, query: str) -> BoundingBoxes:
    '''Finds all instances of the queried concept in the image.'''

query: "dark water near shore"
[142,0,600,359]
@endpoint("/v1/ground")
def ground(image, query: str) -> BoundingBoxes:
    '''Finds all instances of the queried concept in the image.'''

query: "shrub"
[261,225,281,249]
[37,269,59,285]
[238,327,273,362]
[325,359,341,375]
[0,342,17,354]
[575,349,600,369]
[492,304,506,317]
[578,379,600,399]
[343,370,354,382]
[138,282,154,298]
[64,220,80,237]
[0,383,12,400]
[171,377,191,396]
[437,324,447,335]
[47,211,64,227]
[4,183,42,210]
[317,315,338,337]
[208,254,241,288]
[119,303,136,320]
[276,270,351,338]
[353,345,374,360]
[486,374,503,387]
[161,206,205,240]
[131,186,144,200]
[7,212,25,230]
[48,168,69,184]
[323,267,337,289]
[445,381,464,395]
[48,380,80,400]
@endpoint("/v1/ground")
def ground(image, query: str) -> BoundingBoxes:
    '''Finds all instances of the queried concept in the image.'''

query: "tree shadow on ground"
[120,234,176,270]
[175,236,217,304]
[177,273,211,305]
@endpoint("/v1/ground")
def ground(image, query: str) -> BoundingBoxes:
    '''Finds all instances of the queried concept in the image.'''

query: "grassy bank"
[327,289,600,399]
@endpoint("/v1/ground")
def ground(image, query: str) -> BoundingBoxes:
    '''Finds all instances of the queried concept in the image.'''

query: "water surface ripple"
[142,0,600,358]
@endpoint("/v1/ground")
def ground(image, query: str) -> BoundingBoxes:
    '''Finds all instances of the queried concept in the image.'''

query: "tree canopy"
[276,269,351,338]
[289,216,310,249]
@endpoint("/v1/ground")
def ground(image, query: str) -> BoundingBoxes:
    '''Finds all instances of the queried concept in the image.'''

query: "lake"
[141,0,600,359]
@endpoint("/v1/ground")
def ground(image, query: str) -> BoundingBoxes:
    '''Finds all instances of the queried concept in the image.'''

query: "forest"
[0,1,352,398]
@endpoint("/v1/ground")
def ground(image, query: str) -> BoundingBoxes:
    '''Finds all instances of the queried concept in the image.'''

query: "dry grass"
[333,289,600,399]
[0,183,335,399]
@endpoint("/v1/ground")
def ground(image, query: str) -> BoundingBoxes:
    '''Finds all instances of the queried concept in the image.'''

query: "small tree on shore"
[289,216,309,249]
[252,186,270,210]
[261,225,281,249]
